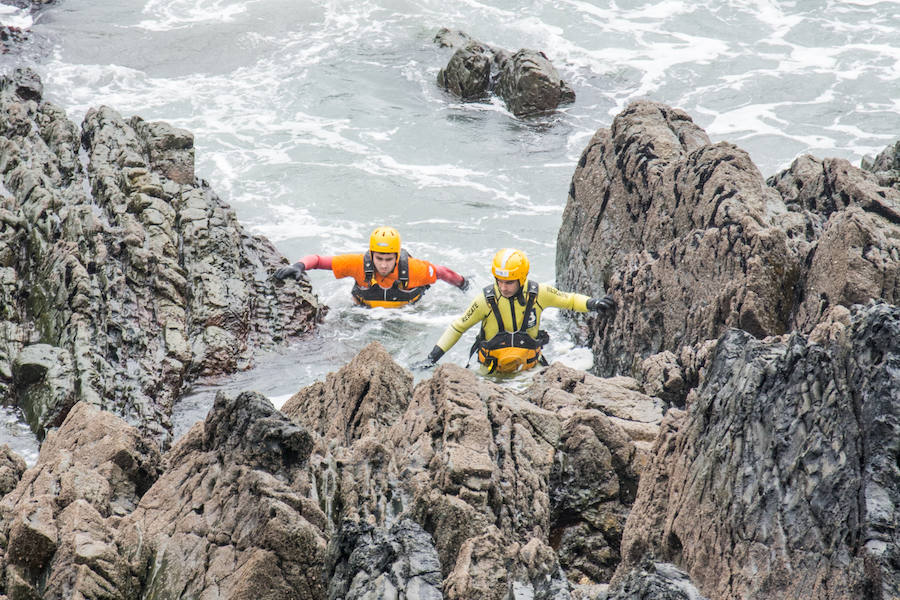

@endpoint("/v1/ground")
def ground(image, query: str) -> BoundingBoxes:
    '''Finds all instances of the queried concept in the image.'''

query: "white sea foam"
[137,0,253,31]
[0,5,32,29]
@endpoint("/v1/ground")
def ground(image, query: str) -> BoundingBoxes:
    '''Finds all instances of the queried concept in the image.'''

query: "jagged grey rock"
[117,390,327,600]
[0,401,161,598]
[557,100,900,377]
[616,302,900,599]
[495,49,576,117]
[11,343,74,438]
[525,364,652,583]
[608,560,708,599]
[281,344,649,596]
[281,341,413,447]
[0,445,25,495]
[0,69,324,444]
[325,518,443,600]
[861,139,900,189]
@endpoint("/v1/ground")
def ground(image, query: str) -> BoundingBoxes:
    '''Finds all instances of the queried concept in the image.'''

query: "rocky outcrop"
[862,140,900,189]
[2,306,896,600]
[557,100,900,379]
[434,28,575,117]
[0,342,661,598]
[279,343,659,598]
[556,100,898,597]
[608,560,708,600]
[0,446,25,496]
[1,66,896,600]
[615,302,900,600]
[0,389,327,599]
[494,49,576,118]
[0,68,324,443]
[0,401,161,599]
[115,390,326,600]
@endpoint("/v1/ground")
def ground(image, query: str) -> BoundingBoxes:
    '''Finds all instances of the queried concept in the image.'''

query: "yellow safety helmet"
[491,248,529,286]
[369,226,401,254]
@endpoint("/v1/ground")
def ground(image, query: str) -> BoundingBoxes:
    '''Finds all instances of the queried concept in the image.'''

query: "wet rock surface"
[0,69,324,444]
[434,28,575,117]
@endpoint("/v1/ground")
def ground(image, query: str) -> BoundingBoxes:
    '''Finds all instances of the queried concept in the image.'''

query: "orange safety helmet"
[369,226,401,254]
[491,248,529,286]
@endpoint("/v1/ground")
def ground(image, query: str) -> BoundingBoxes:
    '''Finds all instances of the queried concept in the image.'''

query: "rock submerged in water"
[434,28,575,117]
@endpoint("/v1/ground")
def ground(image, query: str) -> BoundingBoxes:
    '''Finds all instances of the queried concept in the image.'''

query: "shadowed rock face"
[0,69,324,443]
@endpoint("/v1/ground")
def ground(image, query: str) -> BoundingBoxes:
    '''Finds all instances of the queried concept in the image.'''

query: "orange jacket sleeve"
[407,258,439,287]
[330,254,366,285]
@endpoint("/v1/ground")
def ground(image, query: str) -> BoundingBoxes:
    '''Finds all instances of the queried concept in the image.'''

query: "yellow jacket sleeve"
[435,293,492,352]
[537,284,591,312]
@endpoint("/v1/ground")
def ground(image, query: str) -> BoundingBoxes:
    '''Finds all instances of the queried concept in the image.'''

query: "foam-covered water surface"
[1,0,895,452]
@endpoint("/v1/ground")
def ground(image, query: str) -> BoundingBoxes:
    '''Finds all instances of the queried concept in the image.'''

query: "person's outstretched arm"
[273,255,334,280]
[431,264,469,291]
[538,284,616,313]
[416,294,489,368]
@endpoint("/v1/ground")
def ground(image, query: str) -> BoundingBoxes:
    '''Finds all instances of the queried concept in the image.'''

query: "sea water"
[2,0,899,459]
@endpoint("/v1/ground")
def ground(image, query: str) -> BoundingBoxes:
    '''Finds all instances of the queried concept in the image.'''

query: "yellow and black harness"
[351,249,429,308]
[469,281,550,373]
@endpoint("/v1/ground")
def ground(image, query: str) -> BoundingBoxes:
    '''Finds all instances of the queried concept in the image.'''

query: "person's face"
[372,251,397,276]
[496,278,521,298]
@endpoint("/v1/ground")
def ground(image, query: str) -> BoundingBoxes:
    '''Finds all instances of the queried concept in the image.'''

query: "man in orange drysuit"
[273,226,469,308]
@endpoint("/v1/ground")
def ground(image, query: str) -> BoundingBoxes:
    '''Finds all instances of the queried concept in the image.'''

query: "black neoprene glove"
[274,261,306,280]
[586,295,615,312]
[457,276,470,292]
[413,345,445,370]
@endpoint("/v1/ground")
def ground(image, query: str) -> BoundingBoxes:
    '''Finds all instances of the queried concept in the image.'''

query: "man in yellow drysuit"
[417,248,615,374]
